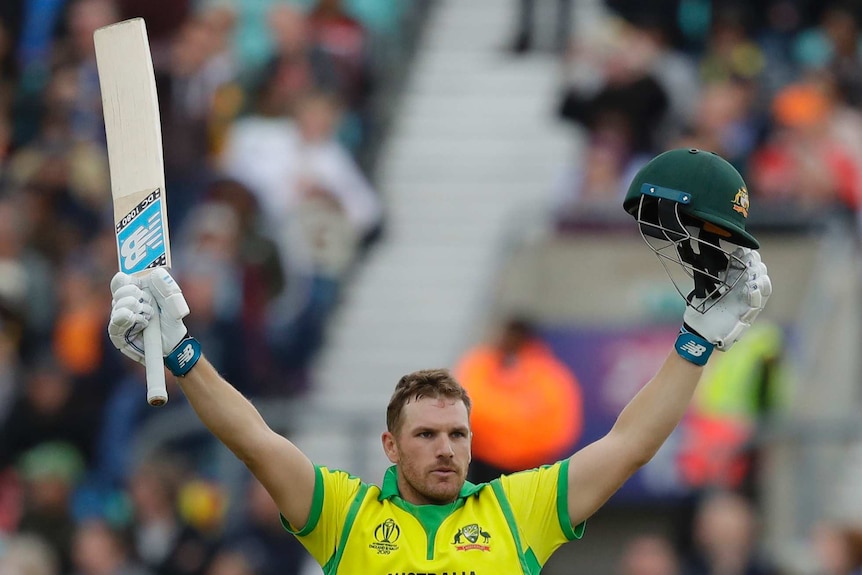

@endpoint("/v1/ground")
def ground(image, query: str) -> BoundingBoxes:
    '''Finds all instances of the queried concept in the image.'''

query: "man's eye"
[451,431,466,438]
[418,431,432,438]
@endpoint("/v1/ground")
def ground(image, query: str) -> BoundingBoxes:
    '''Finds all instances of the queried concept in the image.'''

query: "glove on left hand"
[683,247,772,351]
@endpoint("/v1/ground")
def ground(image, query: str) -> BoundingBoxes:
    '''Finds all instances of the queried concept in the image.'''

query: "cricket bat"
[95,18,171,406]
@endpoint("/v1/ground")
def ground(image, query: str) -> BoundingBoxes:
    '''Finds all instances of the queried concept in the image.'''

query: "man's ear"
[382,431,398,464]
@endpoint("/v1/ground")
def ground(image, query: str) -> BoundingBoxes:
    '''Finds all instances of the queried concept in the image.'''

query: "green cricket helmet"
[623,148,759,312]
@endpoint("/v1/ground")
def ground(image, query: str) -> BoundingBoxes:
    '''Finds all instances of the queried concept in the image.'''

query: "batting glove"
[682,247,772,354]
[108,270,199,375]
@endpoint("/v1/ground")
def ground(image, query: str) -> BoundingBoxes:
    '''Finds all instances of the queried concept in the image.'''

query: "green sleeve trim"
[281,464,325,536]
[490,479,533,575]
[557,459,585,540]
[323,483,369,575]
[525,548,541,574]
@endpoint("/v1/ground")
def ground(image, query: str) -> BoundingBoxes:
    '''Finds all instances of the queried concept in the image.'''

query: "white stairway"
[293,0,596,479]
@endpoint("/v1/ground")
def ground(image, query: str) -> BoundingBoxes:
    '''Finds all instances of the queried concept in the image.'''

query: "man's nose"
[436,437,454,457]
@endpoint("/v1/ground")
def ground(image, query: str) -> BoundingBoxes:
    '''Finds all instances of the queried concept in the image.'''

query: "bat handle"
[144,310,168,406]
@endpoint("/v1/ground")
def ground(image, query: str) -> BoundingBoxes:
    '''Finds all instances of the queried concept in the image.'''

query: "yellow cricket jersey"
[281,460,585,575]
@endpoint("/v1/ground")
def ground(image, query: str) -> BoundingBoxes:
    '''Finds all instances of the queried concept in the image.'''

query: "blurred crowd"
[3,0,862,574]
[615,492,862,575]
[532,1,862,573]
[548,0,862,233]
[0,0,404,573]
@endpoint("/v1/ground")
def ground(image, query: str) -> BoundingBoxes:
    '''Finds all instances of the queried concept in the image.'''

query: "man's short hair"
[386,368,472,434]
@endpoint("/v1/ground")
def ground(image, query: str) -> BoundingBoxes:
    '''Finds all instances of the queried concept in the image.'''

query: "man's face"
[383,397,471,505]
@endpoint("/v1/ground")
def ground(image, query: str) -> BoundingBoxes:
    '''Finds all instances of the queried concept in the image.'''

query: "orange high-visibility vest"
[456,341,583,471]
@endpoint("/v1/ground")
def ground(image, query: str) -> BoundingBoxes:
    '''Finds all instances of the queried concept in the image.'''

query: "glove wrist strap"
[164,336,202,377]
[675,326,714,366]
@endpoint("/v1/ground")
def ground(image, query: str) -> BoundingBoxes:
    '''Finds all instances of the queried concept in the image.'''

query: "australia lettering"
[386,571,477,575]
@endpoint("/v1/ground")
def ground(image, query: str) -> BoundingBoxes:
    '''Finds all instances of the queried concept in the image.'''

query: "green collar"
[378,465,484,502]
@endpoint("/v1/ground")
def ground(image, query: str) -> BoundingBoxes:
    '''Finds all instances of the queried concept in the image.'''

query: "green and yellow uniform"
[283,460,585,575]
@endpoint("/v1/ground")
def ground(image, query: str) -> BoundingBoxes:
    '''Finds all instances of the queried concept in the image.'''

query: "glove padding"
[108,269,191,364]
[683,247,772,351]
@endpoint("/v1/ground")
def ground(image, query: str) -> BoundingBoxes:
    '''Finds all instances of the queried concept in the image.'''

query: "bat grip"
[143,310,168,406]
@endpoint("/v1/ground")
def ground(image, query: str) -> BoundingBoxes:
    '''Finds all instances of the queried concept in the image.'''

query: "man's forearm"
[175,355,316,529]
[175,356,272,461]
[610,352,703,467]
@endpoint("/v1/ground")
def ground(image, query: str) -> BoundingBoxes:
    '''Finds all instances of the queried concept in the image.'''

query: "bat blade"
[95,18,171,406]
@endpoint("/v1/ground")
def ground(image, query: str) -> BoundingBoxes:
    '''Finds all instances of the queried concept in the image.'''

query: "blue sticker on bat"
[116,188,166,275]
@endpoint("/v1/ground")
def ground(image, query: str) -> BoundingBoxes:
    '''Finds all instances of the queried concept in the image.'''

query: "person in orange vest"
[455,316,584,483]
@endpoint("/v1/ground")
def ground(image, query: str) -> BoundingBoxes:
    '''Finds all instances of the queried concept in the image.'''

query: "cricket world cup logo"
[369,518,400,555]
[116,189,167,274]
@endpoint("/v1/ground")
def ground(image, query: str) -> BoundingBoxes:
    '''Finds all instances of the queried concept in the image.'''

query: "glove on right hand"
[108,269,191,364]
[683,247,772,351]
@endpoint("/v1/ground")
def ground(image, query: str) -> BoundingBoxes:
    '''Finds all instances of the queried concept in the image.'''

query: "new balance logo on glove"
[674,329,714,366]
[165,336,202,377]
[177,343,196,368]
[678,340,708,357]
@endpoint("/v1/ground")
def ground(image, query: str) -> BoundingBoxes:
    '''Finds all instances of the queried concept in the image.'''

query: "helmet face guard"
[623,149,759,314]
[633,189,746,312]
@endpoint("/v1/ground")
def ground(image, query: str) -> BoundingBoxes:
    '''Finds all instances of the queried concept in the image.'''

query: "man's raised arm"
[565,247,771,526]
[108,269,316,530]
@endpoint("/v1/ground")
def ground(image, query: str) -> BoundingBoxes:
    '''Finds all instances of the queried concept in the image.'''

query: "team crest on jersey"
[370,518,400,555]
[452,523,491,552]
[732,187,750,217]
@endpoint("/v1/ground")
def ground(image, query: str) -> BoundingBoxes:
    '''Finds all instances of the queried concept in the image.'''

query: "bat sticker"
[116,188,167,274]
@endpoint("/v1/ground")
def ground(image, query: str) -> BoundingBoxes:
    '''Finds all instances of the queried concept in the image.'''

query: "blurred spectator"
[202,180,292,395]
[0,533,61,575]
[794,2,862,107]
[222,478,305,575]
[551,130,649,222]
[0,197,56,360]
[158,11,237,228]
[87,369,152,492]
[674,78,763,171]
[558,18,669,156]
[6,60,110,236]
[698,5,765,86]
[115,0,190,56]
[0,317,19,425]
[260,4,317,119]
[620,534,682,575]
[177,479,227,538]
[756,0,808,102]
[52,258,109,379]
[6,0,80,148]
[306,0,374,152]
[204,549,256,575]
[199,6,244,158]
[635,15,701,146]
[0,19,17,129]
[222,89,382,371]
[174,201,253,393]
[0,359,97,470]
[204,178,286,311]
[15,441,86,574]
[289,90,382,268]
[683,490,776,575]
[749,78,862,214]
[63,0,120,146]
[455,316,583,483]
[127,457,214,575]
[71,517,153,575]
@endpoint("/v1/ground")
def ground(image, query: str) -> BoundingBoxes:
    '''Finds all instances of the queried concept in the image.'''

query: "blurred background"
[1,0,862,574]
